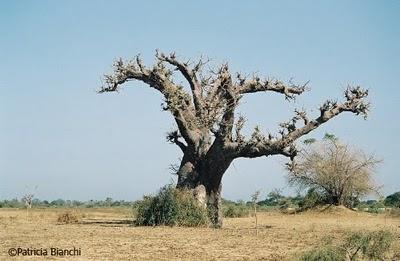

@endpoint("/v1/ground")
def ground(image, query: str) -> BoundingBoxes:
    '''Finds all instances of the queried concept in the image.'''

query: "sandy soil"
[1,208,399,260]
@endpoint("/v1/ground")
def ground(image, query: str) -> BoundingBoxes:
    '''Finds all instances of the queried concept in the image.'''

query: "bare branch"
[166,130,187,153]
[237,76,308,100]
[233,86,368,160]
[284,86,370,142]
[234,116,245,142]
[156,51,205,113]
[215,65,238,139]
[234,125,283,159]
[99,55,199,145]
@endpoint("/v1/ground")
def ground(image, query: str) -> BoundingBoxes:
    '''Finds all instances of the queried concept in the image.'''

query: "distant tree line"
[0,197,133,208]
[255,189,400,213]
[0,192,399,212]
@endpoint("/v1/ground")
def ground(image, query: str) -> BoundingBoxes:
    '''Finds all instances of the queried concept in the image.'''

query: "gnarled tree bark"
[99,50,369,227]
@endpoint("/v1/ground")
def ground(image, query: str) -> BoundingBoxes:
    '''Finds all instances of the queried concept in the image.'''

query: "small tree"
[251,190,260,235]
[105,197,113,207]
[286,135,380,207]
[22,193,34,209]
[21,193,34,219]
[21,185,37,212]
[266,188,284,206]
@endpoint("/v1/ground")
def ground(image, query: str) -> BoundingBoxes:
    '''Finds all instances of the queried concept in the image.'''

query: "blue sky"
[1,1,399,201]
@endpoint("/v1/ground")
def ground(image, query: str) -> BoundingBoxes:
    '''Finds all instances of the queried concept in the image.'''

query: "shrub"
[299,246,345,261]
[367,200,386,213]
[297,230,395,261]
[298,188,327,210]
[135,185,209,227]
[343,230,394,260]
[259,189,284,206]
[298,230,395,261]
[278,197,297,212]
[223,203,249,218]
[57,212,79,224]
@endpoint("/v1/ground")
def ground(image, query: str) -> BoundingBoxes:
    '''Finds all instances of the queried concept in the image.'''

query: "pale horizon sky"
[1,1,399,201]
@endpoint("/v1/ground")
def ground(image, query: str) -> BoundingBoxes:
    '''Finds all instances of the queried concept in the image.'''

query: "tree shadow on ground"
[78,219,134,227]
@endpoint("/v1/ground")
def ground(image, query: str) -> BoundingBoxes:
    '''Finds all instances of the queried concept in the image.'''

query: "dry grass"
[57,212,80,224]
[1,207,399,260]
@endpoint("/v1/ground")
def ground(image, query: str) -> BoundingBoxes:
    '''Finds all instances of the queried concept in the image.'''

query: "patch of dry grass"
[57,212,80,224]
[1,207,399,260]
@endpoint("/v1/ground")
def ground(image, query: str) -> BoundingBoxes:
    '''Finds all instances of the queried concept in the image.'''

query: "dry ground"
[1,207,399,260]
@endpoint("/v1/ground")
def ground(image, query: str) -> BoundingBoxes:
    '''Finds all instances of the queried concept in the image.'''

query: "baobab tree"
[99,51,369,227]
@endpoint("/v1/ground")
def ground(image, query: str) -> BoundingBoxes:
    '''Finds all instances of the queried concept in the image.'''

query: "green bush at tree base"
[135,185,209,227]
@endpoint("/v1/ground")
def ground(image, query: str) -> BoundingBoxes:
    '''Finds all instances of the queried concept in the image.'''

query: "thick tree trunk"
[176,151,232,228]
[177,174,224,228]
[174,136,234,227]
[206,183,223,228]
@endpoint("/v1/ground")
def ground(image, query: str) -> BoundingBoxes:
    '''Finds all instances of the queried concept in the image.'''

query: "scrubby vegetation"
[134,185,209,227]
[298,230,395,261]
[344,230,394,260]
[297,188,327,211]
[222,200,249,218]
[355,199,386,213]
[299,246,345,261]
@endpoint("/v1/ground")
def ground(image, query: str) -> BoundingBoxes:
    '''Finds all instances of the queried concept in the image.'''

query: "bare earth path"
[1,208,399,260]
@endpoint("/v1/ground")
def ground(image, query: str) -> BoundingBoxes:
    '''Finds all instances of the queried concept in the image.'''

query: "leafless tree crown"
[99,51,370,161]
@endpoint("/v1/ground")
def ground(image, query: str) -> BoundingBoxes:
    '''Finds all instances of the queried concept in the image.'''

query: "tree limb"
[99,52,370,170]
[232,86,369,160]
[98,56,199,145]
[236,76,308,100]
[214,65,238,140]
[166,130,187,153]
[156,51,205,114]
[284,86,369,142]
